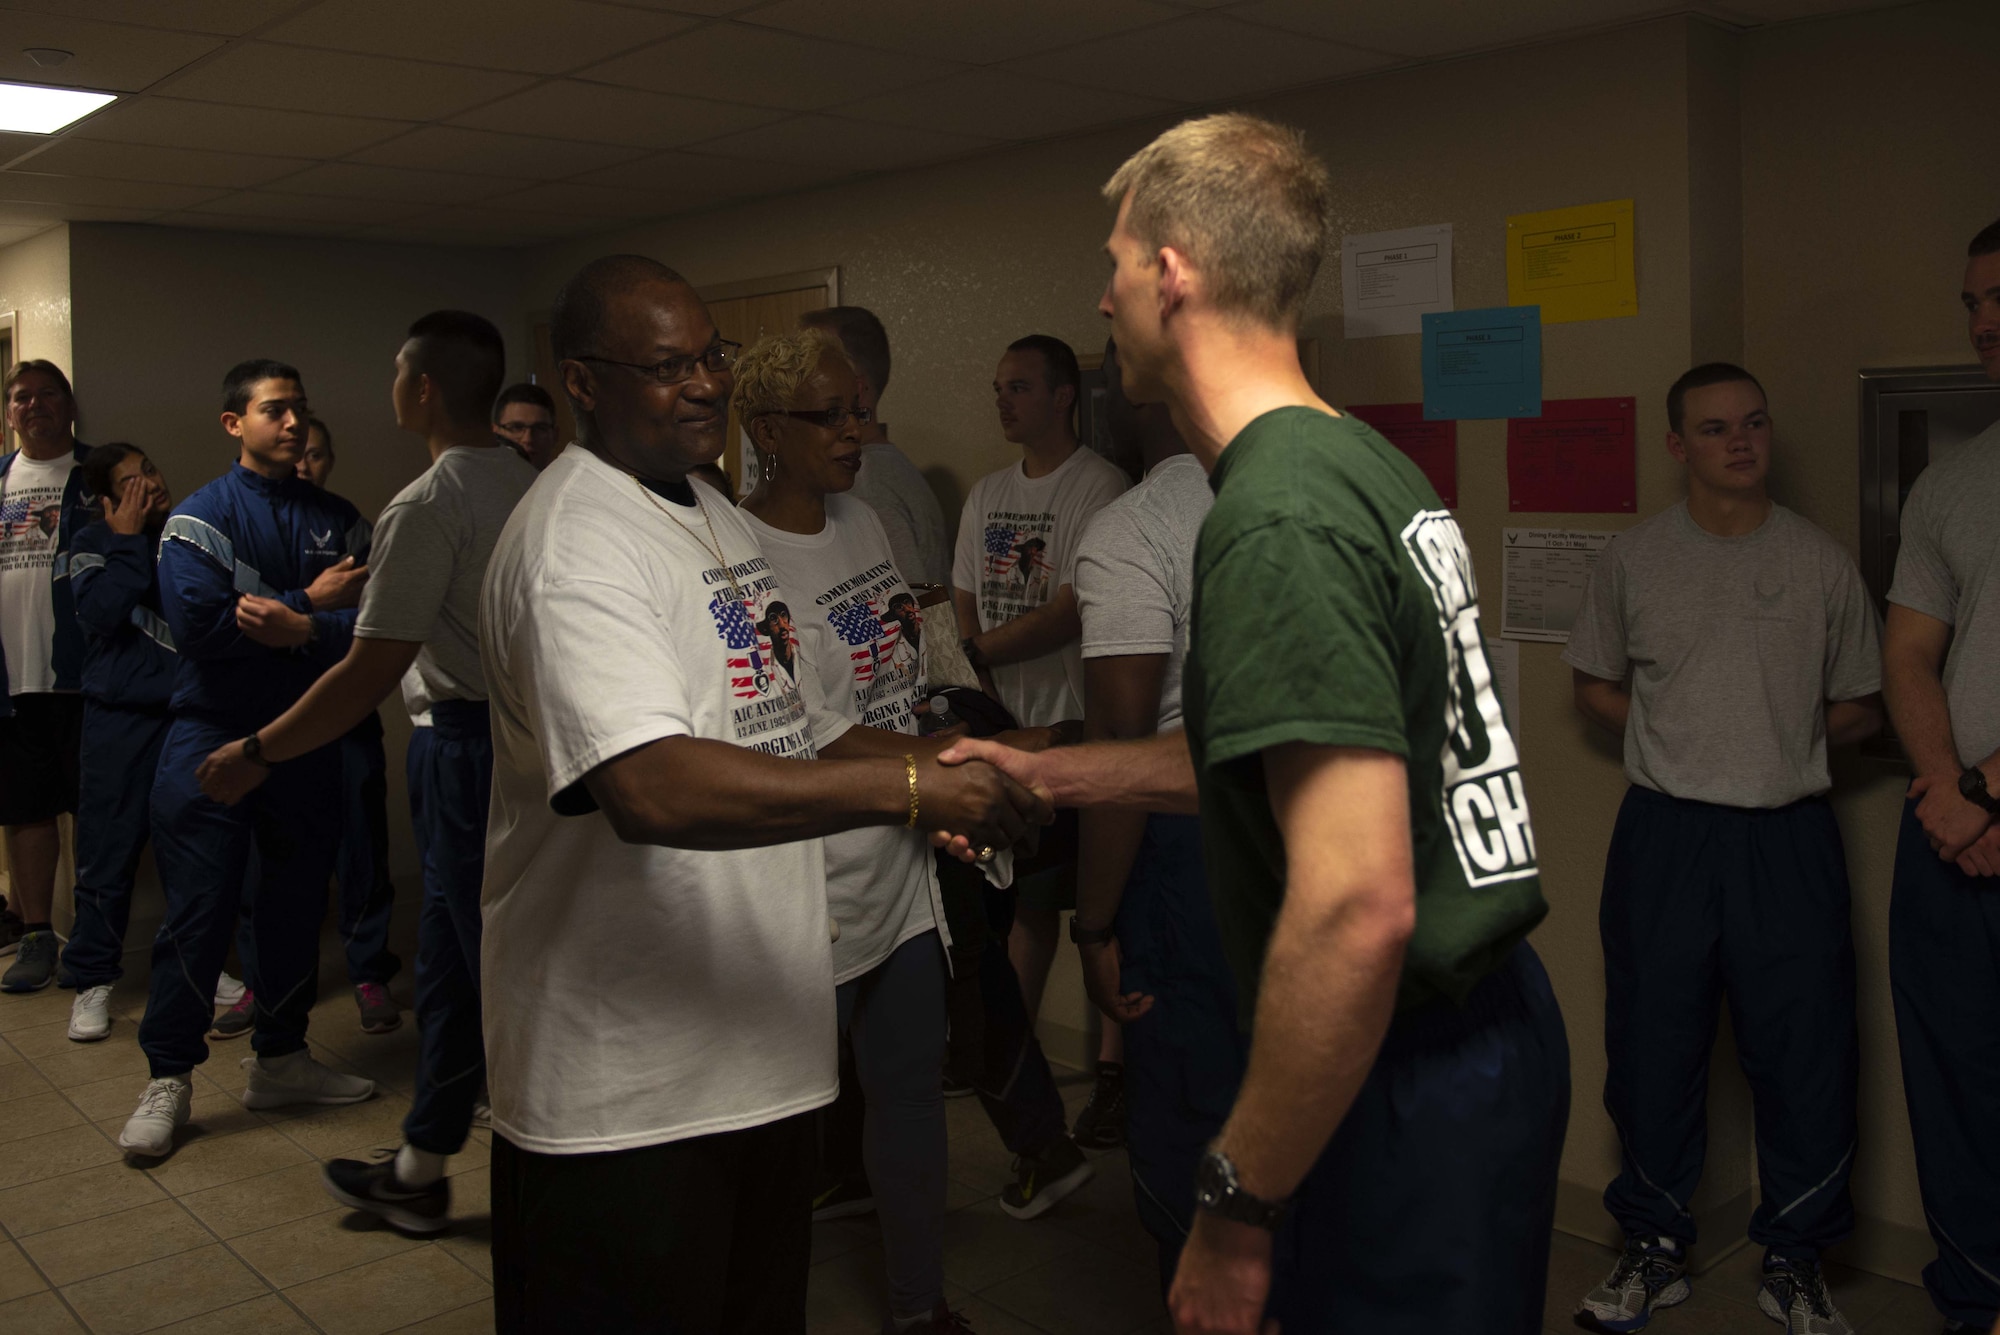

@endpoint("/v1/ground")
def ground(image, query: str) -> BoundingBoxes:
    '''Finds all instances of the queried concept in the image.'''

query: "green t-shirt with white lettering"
[1185,407,1546,1018]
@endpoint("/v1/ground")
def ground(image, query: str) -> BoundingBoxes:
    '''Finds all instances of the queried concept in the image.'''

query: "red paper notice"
[1507,397,1636,512]
[1348,403,1458,508]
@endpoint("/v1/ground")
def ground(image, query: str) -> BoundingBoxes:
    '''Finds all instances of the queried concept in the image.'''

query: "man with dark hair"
[280,414,403,1035]
[0,359,92,992]
[951,331,1125,1217]
[492,382,560,471]
[117,359,376,1157]
[298,417,334,487]
[1565,363,1881,1332]
[202,310,534,1231]
[802,305,949,587]
[477,254,1042,1330]
[58,443,177,1041]
[1883,216,2000,1333]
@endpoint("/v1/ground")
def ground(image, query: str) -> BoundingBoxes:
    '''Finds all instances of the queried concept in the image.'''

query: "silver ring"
[976,846,997,864]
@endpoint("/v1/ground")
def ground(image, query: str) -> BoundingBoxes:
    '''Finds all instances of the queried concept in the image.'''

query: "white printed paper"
[1342,223,1454,337]
[1484,637,1521,742]
[1501,527,1613,643]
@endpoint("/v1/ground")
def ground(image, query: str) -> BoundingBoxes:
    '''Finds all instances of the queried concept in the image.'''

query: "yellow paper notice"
[1506,199,1636,323]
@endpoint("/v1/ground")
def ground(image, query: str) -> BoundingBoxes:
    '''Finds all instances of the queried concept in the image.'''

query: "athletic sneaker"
[471,1090,491,1130]
[1071,1062,1127,1150]
[213,971,246,1007]
[68,984,114,1042]
[1757,1255,1854,1335]
[208,990,254,1040]
[0,908,23,957]
[0,930,58,992]
[118,1075,192,1157]
[322,1151,452,1234]
[941,1072,976,1100]
[884,1302,977,1333]
[812,1175,876,1222]
[999,1133,1094,1220]
[239,1050,375,1110]
[354,982,400,1034]
[1576,1236,1690,1332]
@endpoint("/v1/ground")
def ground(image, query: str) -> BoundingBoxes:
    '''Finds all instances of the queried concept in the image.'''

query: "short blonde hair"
[731,327,850,424]
[1102,112,1332,328]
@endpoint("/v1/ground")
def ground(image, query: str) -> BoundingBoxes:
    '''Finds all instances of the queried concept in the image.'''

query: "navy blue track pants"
[60,701,170,989]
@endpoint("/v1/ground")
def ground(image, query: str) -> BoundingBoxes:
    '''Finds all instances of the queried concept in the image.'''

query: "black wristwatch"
[241,733,271,769]
[1194,1146,1288,1230]
[1070,918,1114,946]
[1960,765,2000,816]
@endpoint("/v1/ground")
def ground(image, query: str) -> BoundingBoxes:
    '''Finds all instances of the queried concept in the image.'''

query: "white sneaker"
[67,984,114,1042]
[119,1075,192,1157]
[213,971,246,1007]
[240,1050,375,1110]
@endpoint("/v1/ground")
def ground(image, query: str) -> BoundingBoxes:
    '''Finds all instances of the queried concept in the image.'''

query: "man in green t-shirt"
[939,112,1569,1334]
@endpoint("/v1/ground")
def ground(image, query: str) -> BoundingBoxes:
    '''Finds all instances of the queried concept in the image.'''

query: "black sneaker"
[0,930,58,993]
[1071,1062,1126,1149]
[208,990,254,1040]
[999,1133,1094,1220]
[812,1174,876,1222]
[322,1152,451,1234]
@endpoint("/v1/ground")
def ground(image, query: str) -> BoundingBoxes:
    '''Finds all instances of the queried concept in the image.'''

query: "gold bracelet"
[904,753,920,828]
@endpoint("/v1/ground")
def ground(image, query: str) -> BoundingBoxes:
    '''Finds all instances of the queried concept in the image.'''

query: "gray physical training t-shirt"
[1073,453,1213,733]
[849,439,950,589]
[1889,417,2000,765]
[355,444,537,719]
[1563,501,1882,808]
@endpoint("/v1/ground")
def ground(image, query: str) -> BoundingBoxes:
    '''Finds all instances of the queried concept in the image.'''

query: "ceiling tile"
[1013,12,1392,103]
[66,97,413,157]
[842,69,1176,141]
[265,162,531,205]
[259,0,698,75]
[0,171,225,210]
[482,180,691,220]
[588,0,766,13]
[1711,0,1888,18]
[348,126,647,180]
[694,114,994,172]
[743,0,1183,65]
[0,133,48,165]
[189,189,421,224]
[151,211,361,239]
[1226,0,1664,58]
[12,139,313,189]
[449,80,785,150]
[577,22,960,111]
[0,11,225,92]
[568,149,850,199]
[157,44,535,120]
[0,2,295,35]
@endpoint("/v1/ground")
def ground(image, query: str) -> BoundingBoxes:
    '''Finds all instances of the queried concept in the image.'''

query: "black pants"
[492,1113,815,1335]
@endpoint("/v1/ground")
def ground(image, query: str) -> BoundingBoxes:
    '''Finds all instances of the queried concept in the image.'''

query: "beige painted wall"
[0,225,73,443]
[64,222,525,887]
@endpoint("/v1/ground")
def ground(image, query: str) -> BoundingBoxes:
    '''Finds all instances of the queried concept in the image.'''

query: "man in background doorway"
[951,332,1126,1217]
[0,361,91,993]
[492,382,560,471]
[1565,364,1881,1334]
[802,306,950,589]
[1883,216,2000,1335]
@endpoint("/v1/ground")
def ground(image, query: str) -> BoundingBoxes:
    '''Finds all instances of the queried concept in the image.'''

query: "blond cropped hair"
[1102,112,1332,328]
[731,327,851,424]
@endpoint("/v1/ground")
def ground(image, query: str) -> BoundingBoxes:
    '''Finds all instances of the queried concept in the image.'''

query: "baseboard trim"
[1036,1019,1093,1073]
[1826,1213,1933,1287]
[1554,1180,1754,1275]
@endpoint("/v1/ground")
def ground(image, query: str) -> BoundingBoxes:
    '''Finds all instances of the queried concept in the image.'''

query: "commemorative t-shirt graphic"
[980,512,1056,623]
[0,452,76,695]
[706,555,813,758]
[820,561,923,734]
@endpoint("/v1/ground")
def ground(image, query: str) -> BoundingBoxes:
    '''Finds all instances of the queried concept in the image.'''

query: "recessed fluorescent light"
[0,81,115,134]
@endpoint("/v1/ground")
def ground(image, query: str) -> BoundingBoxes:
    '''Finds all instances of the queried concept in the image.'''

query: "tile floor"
[0,922,1939,1334]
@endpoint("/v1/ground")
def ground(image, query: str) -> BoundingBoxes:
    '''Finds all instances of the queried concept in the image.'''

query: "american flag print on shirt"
[709,592,771,700]
[827,597,896,686]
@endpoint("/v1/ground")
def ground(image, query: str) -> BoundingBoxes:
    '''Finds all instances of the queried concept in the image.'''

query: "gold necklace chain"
[628,474,748,605]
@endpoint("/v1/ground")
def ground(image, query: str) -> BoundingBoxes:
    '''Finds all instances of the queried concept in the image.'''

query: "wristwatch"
[1069,918,1114,946]
[1960,765,2000,816]
[1193,1145,1288,1230]
[241,733,271,769]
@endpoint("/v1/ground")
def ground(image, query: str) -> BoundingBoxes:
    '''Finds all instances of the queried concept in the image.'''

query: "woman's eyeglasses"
[766,406,873,431]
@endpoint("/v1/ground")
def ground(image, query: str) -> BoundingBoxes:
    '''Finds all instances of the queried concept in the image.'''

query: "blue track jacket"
[157,463,369,732]
[68,521,177,709]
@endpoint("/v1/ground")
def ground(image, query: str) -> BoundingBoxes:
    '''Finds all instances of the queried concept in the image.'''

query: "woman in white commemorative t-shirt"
[734,329,953,1328]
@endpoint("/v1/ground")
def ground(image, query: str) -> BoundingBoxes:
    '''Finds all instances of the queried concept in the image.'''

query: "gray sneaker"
[1757,1256,1854,1335]
[1,930,58,993]
[1576,1236,1689,1332]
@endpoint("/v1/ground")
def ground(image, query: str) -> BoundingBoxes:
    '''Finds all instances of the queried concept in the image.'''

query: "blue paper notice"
[1422,306,1542,420]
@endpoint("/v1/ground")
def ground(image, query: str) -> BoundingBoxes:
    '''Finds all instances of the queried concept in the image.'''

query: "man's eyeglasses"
[764,406,873,431]
[574,340,741,386]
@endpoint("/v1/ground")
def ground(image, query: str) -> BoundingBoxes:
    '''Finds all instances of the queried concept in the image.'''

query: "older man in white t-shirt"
[479,255,1044,1335]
